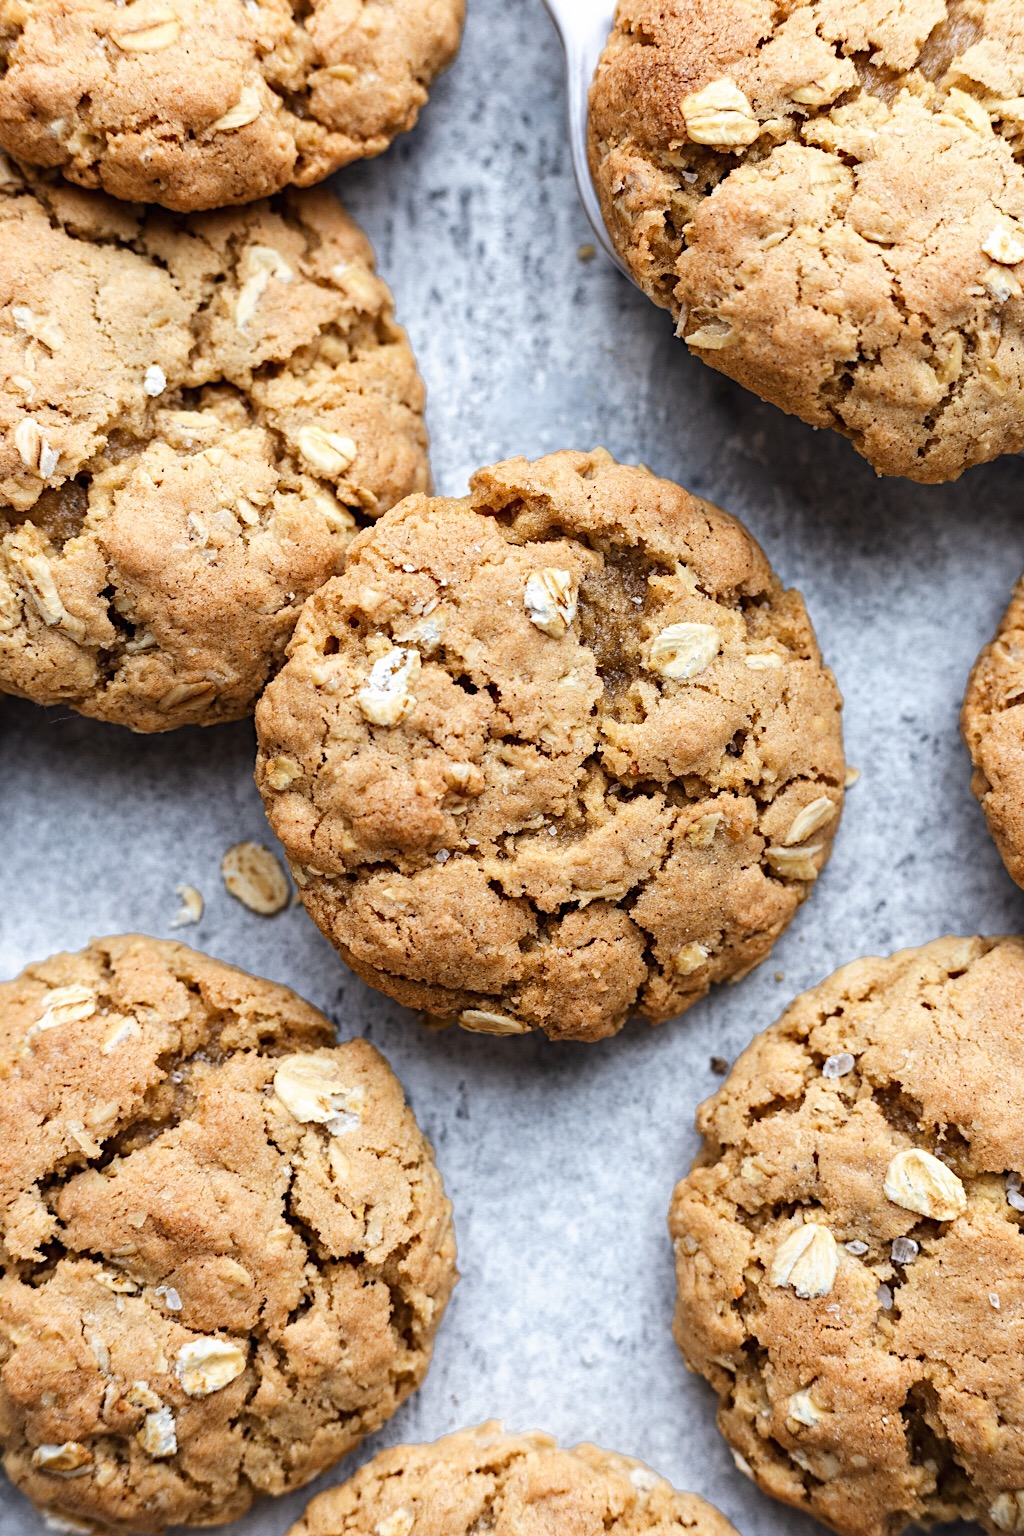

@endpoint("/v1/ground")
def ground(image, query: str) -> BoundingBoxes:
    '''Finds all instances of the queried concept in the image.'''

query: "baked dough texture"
[962,578,1024,889]
[0,0,465,211]
[0,163,429,732]
[589,0,1024,482]
[670,935,1024,1536]
[0,935,457,1533]
[255,449,846,1043]
[286,1423,740,1536]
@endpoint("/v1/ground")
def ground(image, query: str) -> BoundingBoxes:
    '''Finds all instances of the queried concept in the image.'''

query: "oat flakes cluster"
[0,936,456,1534]
[287,1424,740,1536]
[962,576,1024,889]
[0,163,429,731]
[0,0,465,211]
[671,935,1024,1536]
[589,0,1024,481]
[255,449,846,1043]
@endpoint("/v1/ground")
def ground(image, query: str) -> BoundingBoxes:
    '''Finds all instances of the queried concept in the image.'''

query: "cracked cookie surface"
[0,162,429,732]
[287,1422,740,1536]
[670,935,1024,1536]
[0,935,456,1533]
[962,578,1024,889]
[589,0,1024,482]
[0,0,464,211]
[254,449,846,1044]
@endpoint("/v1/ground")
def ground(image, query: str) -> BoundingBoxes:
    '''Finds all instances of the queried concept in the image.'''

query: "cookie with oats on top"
[0,934,456,1533]
[963,576,1024,891]
[0,0,464,211]
[589,0,1024,482]
[256,447,846,1043]
[286,1423,740,1536]
[671,935,1024,1536]
[0,160,429,732]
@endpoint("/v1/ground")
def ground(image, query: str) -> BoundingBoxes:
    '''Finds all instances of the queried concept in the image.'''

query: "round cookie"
[962,578,1024,888]
[286,1423,740,1536]
[255,448,846,1043]
[670,935,1024,1536]
[589,0,1024,483]
[0,162,429,732]
[0,935,457,1534]
[0,0,465,212]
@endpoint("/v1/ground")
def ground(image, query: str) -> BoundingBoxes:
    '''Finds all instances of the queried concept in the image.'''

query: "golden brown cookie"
[286,1423,740,1536]
[0,935,457,1534]
[255,448,846,1043]
[0,0,464,211]
[589,0,1024,483]
[0,162,429,732]
[962,578,1024,888]
[670,935,1024,1536]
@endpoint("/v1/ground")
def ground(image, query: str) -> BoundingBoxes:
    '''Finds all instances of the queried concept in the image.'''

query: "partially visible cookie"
[670,935,1024,1536]
[0,0,465,211]
[255,448,846,1043]
[287,1423,740,1536]
[0,935,457,1534]
[589,0,1024,482]
[0,163,429,731]
[962,578,1024,887]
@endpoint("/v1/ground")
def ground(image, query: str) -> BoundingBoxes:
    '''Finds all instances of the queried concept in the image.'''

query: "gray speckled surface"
[2,3,1024,1534]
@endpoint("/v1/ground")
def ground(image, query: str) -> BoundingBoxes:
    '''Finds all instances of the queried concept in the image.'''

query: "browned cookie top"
[0,0,465,211]
[255,448,846,1043]
[0,935,457,1533]
[671,935,1024,1536]
[287,1424,740,1536]
[962,576,1024,889]
[0,163,429,731]
[590,0,1024,482]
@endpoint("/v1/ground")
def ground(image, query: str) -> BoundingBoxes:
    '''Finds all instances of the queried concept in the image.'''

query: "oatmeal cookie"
[0,0,464,212]
[287,1423,740,1536]
[0,162,429,732]
[962,578,1024,888]
[589,0,1024,482]
[670,934,1024,1536]
[255,448,846,1043]
[0,935,457,1533]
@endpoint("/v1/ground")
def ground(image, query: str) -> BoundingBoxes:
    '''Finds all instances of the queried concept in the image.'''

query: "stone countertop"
[1,3,1021,1535]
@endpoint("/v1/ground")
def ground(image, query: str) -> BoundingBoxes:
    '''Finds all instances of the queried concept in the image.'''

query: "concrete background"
[3,2,1024,1533]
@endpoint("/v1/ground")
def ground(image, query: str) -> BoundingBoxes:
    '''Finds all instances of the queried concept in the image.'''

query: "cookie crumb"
[577,243,596,261]
[710,1055,729,1075]
[844,766,861,788]
[170,883,203,929]
[221,842,290,916]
